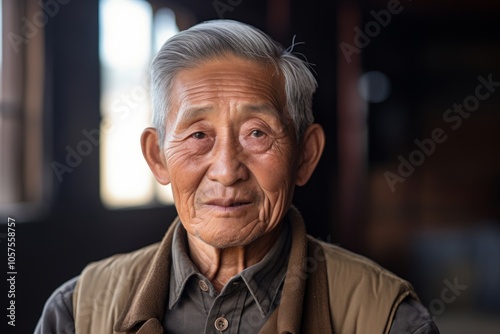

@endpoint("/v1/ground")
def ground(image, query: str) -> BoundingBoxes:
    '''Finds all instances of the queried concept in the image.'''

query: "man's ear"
[296,123,325,186]
[141,127,171,185]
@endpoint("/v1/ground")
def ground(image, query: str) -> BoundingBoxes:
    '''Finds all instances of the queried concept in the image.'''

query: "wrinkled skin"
[142,54,325,290]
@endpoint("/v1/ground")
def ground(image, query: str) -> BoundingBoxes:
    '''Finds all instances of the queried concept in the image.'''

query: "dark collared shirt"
[34,219,439,333]
[163,222,291,333]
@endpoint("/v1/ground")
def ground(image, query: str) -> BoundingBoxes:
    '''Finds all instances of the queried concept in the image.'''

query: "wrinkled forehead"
[166,54,288,125]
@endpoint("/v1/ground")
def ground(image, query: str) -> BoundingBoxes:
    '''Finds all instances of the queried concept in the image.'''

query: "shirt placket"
[202,278,248,334]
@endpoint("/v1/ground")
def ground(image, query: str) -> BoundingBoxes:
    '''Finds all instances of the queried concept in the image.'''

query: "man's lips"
[204,198,252,207]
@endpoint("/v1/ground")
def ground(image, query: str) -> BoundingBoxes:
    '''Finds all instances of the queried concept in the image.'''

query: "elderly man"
[35,20,439,333]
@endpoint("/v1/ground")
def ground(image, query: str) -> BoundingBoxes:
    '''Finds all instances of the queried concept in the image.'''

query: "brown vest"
[73,207,416,333]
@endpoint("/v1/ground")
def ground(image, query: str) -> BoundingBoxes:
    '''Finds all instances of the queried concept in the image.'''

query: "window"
[99,0,180,208]
[0,0,46,219]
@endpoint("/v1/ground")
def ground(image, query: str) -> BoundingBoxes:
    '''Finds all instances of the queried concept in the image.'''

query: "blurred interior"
[1,0,499,332]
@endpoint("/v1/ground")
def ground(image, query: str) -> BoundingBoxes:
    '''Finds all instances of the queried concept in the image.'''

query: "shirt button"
[214,317,229,331]
[198,279,209,292]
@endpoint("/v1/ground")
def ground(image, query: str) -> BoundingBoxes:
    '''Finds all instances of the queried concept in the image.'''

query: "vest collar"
[113,206,332,333]
[113,217,179,333]
[259,206,333,334]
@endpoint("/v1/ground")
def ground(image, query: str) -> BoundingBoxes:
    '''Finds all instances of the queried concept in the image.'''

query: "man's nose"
[206,135,249,186]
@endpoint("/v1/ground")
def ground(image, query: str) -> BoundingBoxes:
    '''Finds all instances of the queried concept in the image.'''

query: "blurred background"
[1,0,499,332]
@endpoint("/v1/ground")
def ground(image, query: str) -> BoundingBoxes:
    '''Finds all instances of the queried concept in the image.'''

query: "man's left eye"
[192,132,207,139]
[251,130,265,138]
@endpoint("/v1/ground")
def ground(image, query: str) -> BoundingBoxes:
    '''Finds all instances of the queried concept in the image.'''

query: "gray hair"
[150,19,317,147]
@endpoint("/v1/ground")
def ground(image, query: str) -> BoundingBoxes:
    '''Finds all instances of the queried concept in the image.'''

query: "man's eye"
[192,132,206,139]
[251,130,265,138]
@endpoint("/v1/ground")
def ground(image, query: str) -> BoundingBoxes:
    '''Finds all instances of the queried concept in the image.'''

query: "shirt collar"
[168,219,291,317]
[168,223,199,309]
[238,221,290,316]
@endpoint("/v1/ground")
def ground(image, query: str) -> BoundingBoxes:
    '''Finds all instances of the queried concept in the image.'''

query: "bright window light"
[99,0,177,208]
[100,0,151,69]
[154,8,179,52]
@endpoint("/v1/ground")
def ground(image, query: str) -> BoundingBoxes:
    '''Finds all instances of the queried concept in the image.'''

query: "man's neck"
[186,224,283,292]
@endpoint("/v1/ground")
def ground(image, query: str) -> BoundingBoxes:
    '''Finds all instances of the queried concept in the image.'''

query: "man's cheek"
[165,147,194,167]
[260,171,291,193]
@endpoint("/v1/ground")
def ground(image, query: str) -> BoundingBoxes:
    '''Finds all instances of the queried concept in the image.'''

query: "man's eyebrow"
[176,106,215,124]
[240,103,285,122]
[177,103,284,123]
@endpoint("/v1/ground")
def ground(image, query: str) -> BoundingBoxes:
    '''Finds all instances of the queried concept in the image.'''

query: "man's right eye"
[192,132,206,139]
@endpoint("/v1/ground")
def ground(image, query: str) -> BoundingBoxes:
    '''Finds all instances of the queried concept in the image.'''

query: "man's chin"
[197,230,264,250]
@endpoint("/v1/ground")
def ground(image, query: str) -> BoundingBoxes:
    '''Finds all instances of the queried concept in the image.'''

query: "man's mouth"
[205,199,252,208]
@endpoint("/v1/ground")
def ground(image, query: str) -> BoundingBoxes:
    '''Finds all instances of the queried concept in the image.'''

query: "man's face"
[161,54,300,249]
